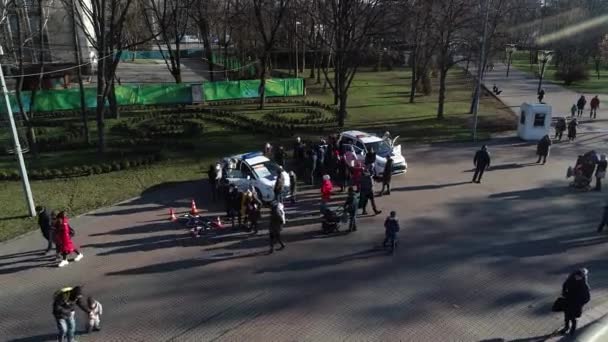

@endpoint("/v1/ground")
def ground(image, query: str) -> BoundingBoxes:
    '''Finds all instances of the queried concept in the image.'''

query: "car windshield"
[250,161,280,179]
[365,140,392,156]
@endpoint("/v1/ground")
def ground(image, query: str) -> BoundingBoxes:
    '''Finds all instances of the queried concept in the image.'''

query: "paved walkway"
[3,134,608,341]
[476,63,608,134]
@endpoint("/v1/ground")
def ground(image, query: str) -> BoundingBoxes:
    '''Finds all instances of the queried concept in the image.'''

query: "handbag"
[552,296,566,312]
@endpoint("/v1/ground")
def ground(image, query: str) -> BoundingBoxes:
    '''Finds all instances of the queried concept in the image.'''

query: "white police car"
[219,152,290,202]
[338,130,407,176]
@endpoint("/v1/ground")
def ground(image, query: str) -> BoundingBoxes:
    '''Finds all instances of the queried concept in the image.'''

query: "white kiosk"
[517,102,552,141]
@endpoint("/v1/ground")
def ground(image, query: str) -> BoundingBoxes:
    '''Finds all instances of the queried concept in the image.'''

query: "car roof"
[226,152,270,165]
[341,130,382,143]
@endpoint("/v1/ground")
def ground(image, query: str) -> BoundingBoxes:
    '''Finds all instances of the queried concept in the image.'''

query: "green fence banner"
[0,78,304,114]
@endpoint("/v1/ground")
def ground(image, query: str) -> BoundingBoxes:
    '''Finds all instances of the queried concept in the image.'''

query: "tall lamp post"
[537,50,553,94]
[0,46,36,217]
[295,21,301,78]
[505,44,516,77]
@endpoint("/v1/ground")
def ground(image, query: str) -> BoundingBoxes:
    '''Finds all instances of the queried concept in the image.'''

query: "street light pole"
[505,44,516,78]
[472,0,490,142]
[0,47,36,217]
[295,21,301,78]
[537,50,553,94]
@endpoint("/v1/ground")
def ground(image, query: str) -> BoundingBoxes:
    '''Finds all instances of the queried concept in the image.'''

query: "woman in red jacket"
[321,174,333,203]
[55,211,84,267]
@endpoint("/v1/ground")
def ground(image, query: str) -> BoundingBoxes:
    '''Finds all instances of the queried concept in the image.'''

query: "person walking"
[472,145,491,183]
[590,95,600,119]
[268,201,286,254]
[246,200,261,234]
[274,167,286,203]
[55,212,83,268]
[559,269,590,336]
[383,211,400,253]
[85,296,103,333]
[343,187,359,232]
[570,104,577,118]
[577,95,587,117]
[568,118,578,142]
[337,155,350,192]
[555,118,566,141]
[53,286,90,342]
[288,171,297,203]
[536,134,552,164]
[538,88,545,103]
[597,204,608,232]
[360,171,382,215]
[36,206,54,254]
[595,154,607,191]
[379,156,393,196]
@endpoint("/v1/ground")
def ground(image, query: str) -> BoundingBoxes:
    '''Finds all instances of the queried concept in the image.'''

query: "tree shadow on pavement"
[254,248,385,274]
[391,181,471,192]
[7,333,58,342]
[489,185,574,201]
[106,250,267,275]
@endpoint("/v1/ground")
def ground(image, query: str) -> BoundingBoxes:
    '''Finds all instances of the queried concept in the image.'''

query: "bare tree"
[70,0,90,144]
[142,0,191,83]
[432,0,473,119]
[252,0,289,109]
[72,0,137,153]
[191,0,215,81]
[404,0,437,103]
[320,0,385,127]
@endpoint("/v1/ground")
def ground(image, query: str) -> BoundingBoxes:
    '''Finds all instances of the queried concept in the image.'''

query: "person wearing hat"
[472,145,491,183]
[560,268,590,335]
[53,285,90,342]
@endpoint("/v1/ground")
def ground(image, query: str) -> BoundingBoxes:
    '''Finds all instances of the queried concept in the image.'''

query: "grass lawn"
[0,68,514,242]
[510,51,608,94]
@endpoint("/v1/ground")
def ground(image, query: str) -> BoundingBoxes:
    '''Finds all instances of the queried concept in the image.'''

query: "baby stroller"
[567,152,596,191]
[321,206,345,234]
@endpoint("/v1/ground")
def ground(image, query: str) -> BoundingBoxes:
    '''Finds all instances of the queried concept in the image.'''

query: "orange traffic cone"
[169,208,177,222]
[190,199,199,216]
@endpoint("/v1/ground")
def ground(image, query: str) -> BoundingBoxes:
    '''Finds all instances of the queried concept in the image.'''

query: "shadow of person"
[391,181,471,192]
[7,333,58,342]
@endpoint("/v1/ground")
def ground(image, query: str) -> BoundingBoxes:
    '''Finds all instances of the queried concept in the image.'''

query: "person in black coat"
[360,171,381,215]
[596,204,608,233]
[472,145,491,183]
[207,165,217,201]
[555,118,567,141]
[536,134,552,164]
[379,156,393,196]
[560,268,590,335]
[568,119,578,142]
[595,154,607,191]
[36,206,54,253]
[577,95,587,117]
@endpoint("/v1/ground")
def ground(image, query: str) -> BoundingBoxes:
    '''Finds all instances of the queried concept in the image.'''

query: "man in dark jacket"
[360,171,381,215]
[597,204,608,232]
[555,118,567,141]
[365,148,377,174]
[268,202,286,254]
[590,95,600,119]
[568,118,578,142]
[536,134,552,164]
[343,187,359,232]
[207,165,217,201]
[595,154,607,191]
[383,211,400,253]
[37,206,54,253]
[274,146,286,167]
[472,145,491,183]
[379,156,393,196]
[560,269,590,335]
[577,95,587,117]
[53,286,90,342]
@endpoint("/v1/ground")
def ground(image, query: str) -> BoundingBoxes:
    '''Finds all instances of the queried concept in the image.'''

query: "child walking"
[86,296,103,333]
[383,211,400,254]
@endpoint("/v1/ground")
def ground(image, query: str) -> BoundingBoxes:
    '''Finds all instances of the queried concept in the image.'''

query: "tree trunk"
[310,51,316,79]
[109,80,119,119]
[409,46,417,103]
[71,0,89,144]
[437,68,447,119]
[258,55,268,110]
[201,24,214,81]
[338,88,347,127]
[316,51,321,84]
[96,77,106,154]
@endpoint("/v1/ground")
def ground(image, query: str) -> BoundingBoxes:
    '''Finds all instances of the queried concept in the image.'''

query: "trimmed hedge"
[0,152,162,181]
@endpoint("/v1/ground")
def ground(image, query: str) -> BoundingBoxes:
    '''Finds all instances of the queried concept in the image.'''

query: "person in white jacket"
[86,296,103,333]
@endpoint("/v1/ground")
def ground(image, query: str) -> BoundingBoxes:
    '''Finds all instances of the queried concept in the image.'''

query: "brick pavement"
[3,135,608,341]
